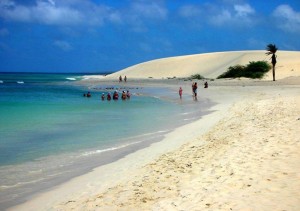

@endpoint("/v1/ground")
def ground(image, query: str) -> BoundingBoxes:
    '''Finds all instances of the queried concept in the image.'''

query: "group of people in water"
[83,90,131,101]
[84,80,208,101]
[102,90,131,101]
[179,81,208,100]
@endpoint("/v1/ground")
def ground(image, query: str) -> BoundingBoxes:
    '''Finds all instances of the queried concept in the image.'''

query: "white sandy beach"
[10,51,300,210]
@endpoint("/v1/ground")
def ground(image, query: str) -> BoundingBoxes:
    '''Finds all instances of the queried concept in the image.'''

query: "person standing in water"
[121,91,127,100]
[126,90,131,99]
[179,87,183,99]
[107,93,111,101]
[193,82,198,100]
[204,81,208,88]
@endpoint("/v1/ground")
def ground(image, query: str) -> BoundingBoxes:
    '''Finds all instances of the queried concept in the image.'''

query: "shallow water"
[0,73,212,209]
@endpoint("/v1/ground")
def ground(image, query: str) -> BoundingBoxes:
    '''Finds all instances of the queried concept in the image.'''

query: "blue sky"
[0,0,299,73]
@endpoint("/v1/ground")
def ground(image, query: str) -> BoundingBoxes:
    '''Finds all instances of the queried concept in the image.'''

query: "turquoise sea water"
[0,73,211,209]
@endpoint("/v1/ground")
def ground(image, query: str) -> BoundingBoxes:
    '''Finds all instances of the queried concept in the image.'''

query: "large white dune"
[105,50,300,80]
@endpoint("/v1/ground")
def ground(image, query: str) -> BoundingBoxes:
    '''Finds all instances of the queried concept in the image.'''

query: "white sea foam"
[180,112,191,115]
[17,81,24,84]
[81,130,169,157]
[66,77,76,81]
[0,80,3,83]
[81,141,142,156]
[0,177,46,190]
[183,117,197,121]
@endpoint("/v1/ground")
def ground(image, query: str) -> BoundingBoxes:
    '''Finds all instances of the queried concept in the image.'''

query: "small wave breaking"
[66,77,76,81]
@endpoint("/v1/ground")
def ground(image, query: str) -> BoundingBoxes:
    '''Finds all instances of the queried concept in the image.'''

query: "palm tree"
[266,44,278,81]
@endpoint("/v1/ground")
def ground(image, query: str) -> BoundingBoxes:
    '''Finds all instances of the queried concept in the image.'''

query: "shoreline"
[3,80,213,210]
[9,77,300,210]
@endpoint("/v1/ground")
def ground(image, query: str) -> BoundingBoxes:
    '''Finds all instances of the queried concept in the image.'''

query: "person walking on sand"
[179,87,183,99]
[119,75,122,82]
[124,76,127,83]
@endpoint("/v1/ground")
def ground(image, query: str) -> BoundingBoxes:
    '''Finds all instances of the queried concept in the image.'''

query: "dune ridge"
[103,50,300,80]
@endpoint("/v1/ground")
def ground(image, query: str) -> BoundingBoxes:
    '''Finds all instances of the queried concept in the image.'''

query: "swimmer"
[122,91,127,100]
[126,90,131,99]
[107,92,111,101]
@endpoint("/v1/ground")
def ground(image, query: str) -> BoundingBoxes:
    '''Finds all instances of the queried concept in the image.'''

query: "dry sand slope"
[105,50,300,80]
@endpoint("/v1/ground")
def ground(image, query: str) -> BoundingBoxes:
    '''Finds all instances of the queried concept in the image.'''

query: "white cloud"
[33,1,83,25]
[0,0,116,26]
[123,1,168,32]
[234,4,255,17]
[53,40,72,51]
[178,5,202,18]
[273,4,300,33]
[209,3,256,26]
[0,0,167,31]
[210,10,232,25]
[131,1,167,20]
[47,0,55,6]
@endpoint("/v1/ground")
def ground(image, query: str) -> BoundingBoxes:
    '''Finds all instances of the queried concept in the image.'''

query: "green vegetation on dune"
[217,61,271,79]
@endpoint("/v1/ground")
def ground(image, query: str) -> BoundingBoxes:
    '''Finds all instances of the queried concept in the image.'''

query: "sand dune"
[104,50,300,80]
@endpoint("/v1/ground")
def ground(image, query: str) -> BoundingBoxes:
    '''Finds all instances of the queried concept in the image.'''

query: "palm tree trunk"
[272,65,275,81]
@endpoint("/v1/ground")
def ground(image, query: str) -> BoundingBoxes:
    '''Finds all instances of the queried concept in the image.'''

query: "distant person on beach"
[126,90,131,99]
[119,75,122,82]
[124,76,127,82]
[192,82,198,100]
[204,81,208,88]
[101,93,105,100]
[179,87,183,99]
[113,91,119,100]
[122,91,127,100]
[107,93,111,101]
[192,82,195,98]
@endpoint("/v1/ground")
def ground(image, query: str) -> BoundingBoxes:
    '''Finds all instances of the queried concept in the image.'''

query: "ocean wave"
[66,77,76,81]
[0,80,3,83]
[81,130,170,157]
[0,177,46,190]
[81,141,143,156]
[17,81,24,84]
[180,112,192,115]
[183,117,197,121]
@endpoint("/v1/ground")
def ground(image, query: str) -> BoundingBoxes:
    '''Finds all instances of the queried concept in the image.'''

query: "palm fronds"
[266,44,278,55]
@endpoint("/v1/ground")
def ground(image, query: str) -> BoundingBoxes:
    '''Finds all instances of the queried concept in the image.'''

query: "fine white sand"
[92,50,300,80]
[10,51,300,211]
